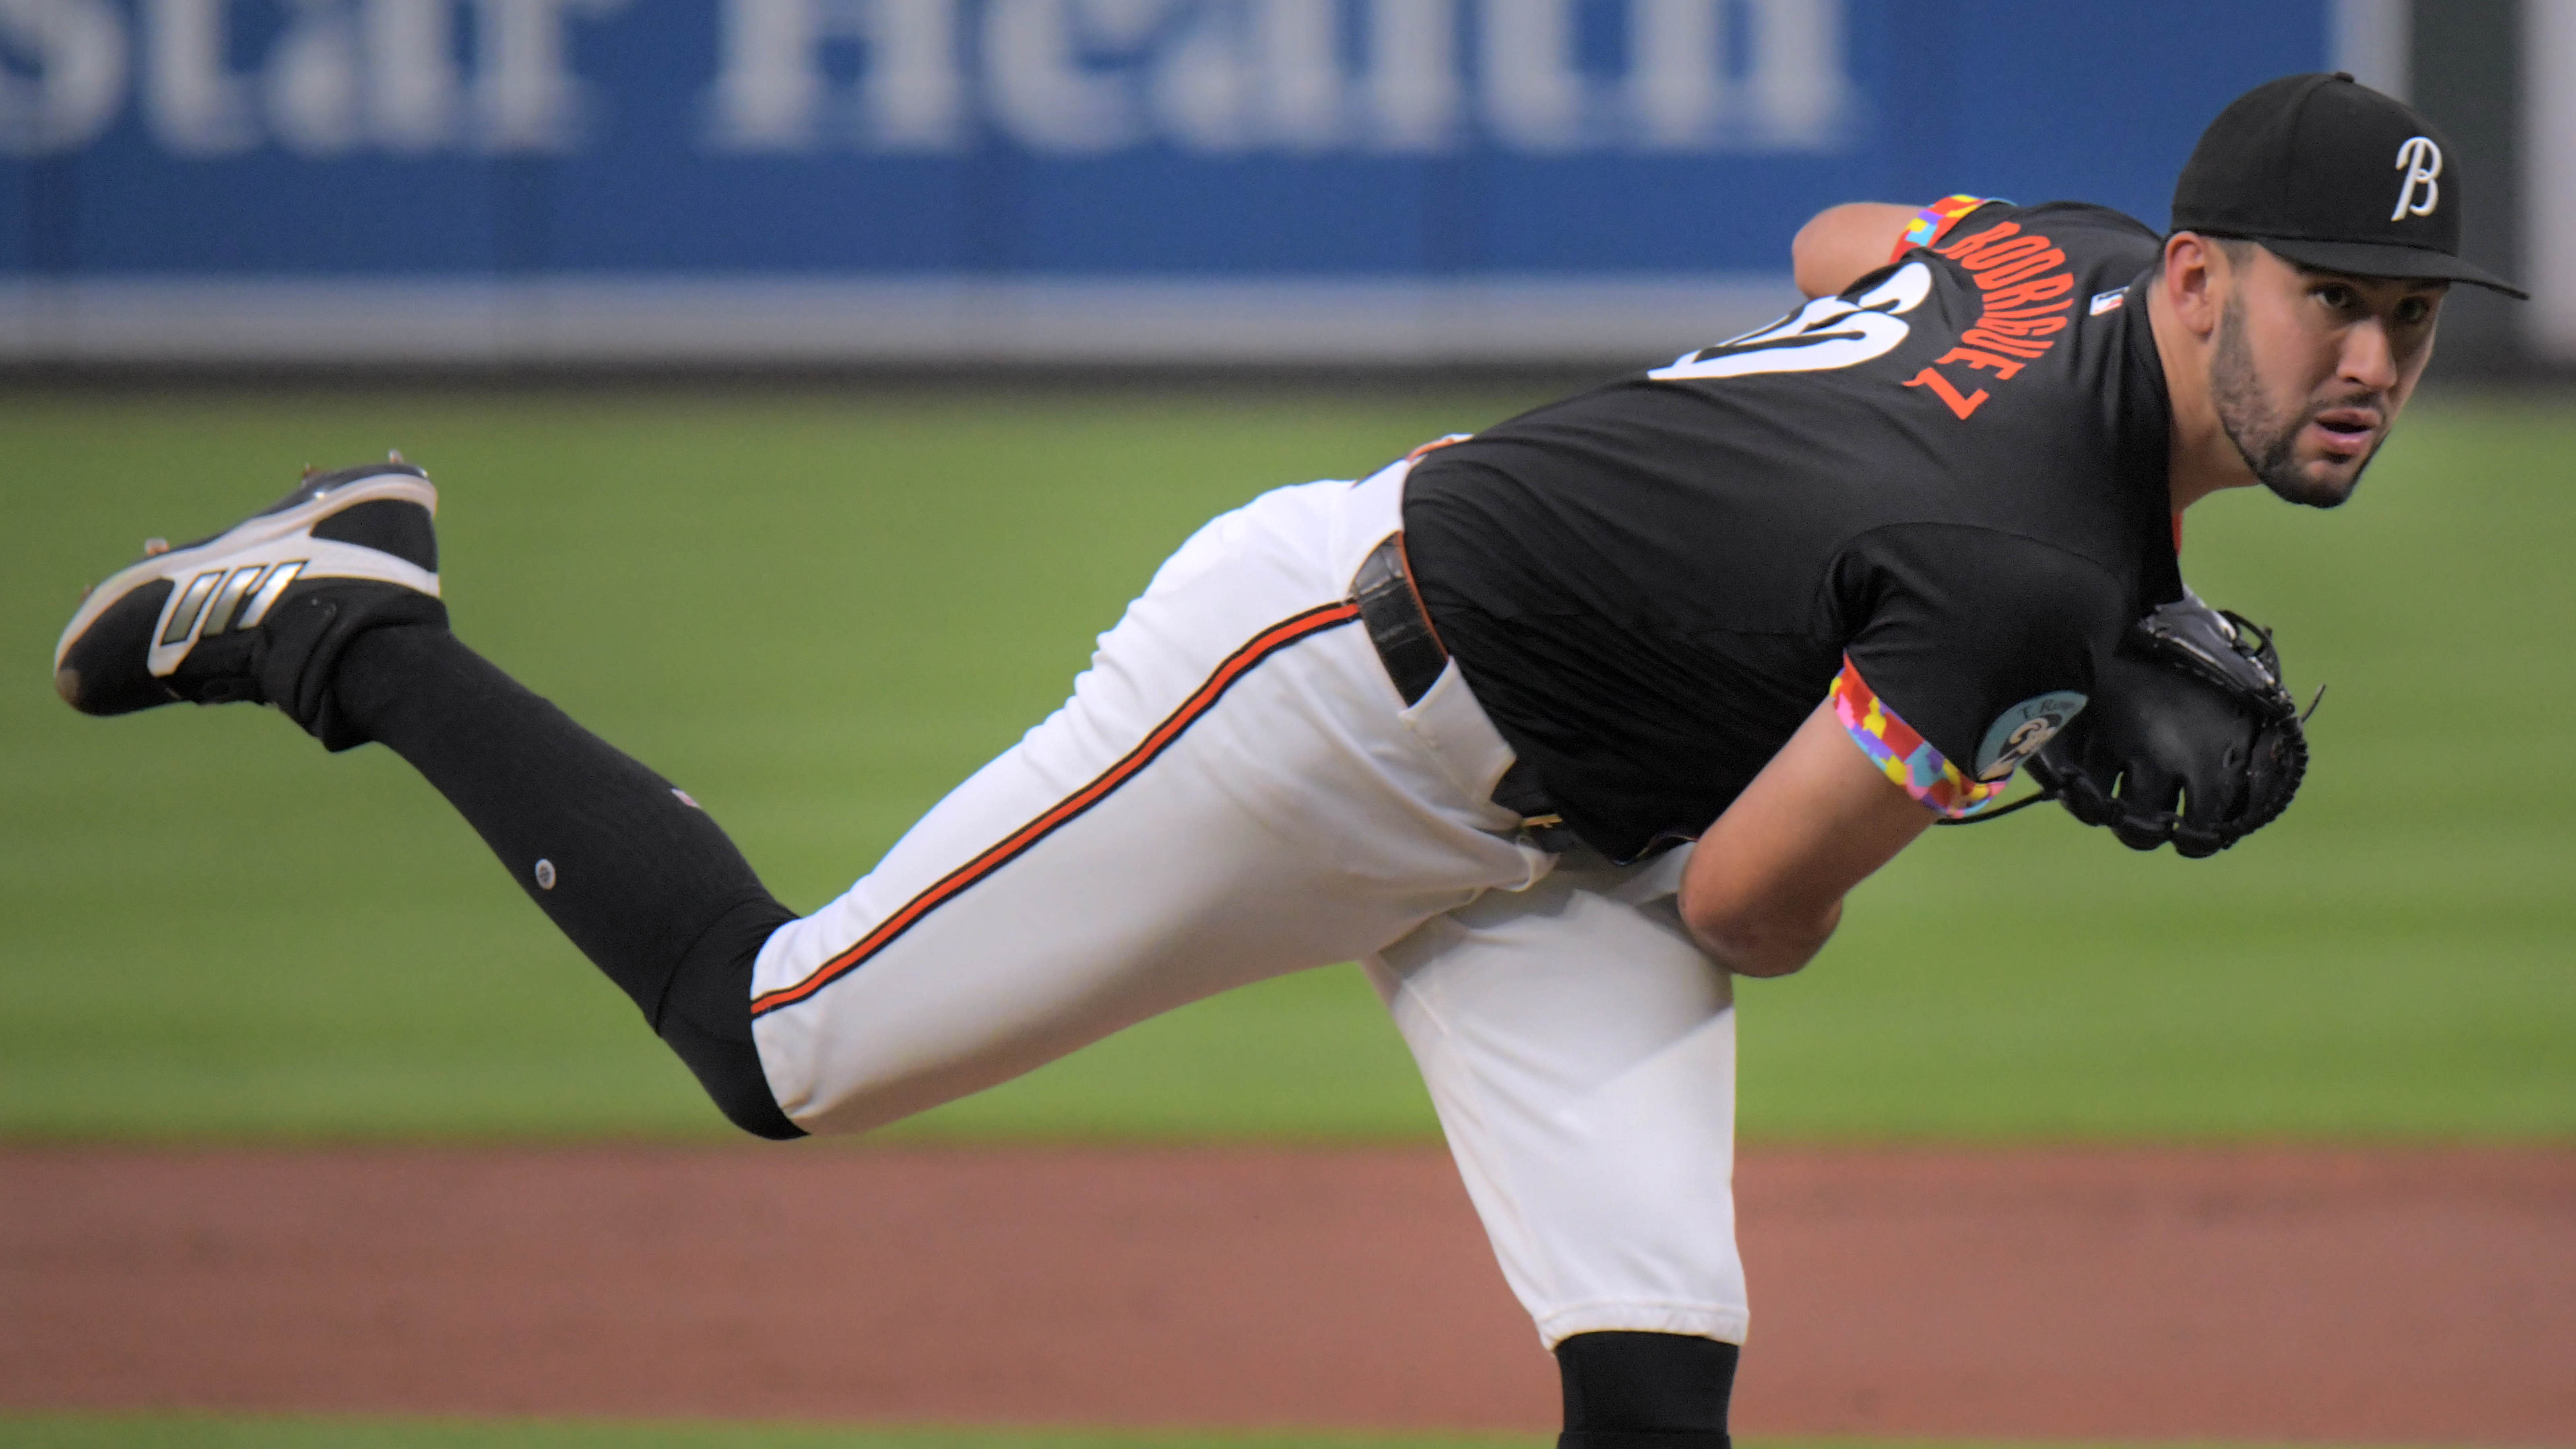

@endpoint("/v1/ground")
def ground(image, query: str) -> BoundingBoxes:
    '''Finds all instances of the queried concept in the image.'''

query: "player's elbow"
[1789,215,1844,299]
[1791,206,1867,298]
[1683,895,1842,978]
[1791,202,1909,299]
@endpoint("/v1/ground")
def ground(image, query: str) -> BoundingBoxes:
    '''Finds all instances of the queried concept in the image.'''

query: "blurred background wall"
[0,0,2558,370]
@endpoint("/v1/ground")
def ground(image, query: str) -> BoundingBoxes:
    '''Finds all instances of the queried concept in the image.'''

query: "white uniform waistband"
[1335,452,1419,576]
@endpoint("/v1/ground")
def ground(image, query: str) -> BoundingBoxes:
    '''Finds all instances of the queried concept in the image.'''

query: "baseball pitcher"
[53,74,2524,1446]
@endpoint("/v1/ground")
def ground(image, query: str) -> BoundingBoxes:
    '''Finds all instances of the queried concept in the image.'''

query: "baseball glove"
[2019,591,2312,857]
[1947,591,2313,856]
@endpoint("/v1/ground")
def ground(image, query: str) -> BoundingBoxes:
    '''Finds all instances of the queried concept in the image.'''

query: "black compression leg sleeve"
[332,624,804,1140]
[1555,1331,1739,1449]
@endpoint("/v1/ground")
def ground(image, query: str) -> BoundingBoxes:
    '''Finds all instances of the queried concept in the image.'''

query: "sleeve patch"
[1891,194,1998,262]
[1973,692,2088,780]
[1829,655,2009,818]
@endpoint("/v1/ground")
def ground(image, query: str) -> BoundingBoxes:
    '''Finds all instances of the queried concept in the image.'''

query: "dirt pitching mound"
[3,1145,2569,1443]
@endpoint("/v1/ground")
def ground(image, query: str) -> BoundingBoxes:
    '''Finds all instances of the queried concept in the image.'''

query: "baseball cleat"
[54,460,449,746]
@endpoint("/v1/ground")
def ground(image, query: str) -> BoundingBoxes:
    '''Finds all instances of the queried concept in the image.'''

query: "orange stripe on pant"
[749,599,1365,1019]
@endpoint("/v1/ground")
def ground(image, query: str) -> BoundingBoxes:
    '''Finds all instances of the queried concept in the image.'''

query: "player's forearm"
[1685,894,1842,978]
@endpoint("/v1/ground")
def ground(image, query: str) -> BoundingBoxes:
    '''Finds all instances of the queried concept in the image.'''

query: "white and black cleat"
[54,462,448,747]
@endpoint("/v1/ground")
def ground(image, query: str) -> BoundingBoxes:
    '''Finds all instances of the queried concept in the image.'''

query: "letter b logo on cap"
[2392,135,2443,220]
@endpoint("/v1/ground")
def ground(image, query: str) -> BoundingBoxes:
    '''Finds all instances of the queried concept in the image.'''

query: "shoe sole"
[56,471,442,681]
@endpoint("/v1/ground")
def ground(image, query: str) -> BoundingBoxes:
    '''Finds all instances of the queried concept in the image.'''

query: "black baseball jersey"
[1402,198,2184,862]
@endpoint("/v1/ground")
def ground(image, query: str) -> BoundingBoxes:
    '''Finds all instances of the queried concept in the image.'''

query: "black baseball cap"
[2171,72,2527,298]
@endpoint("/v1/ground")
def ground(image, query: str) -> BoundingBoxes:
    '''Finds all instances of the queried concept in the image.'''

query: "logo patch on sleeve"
[1975,692,2089,780]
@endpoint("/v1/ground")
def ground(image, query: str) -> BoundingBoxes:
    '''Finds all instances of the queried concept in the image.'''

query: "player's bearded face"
[2207,251,2444,510]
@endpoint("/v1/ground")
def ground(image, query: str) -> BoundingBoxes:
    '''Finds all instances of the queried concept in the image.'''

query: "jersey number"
[1649,262,1933,382]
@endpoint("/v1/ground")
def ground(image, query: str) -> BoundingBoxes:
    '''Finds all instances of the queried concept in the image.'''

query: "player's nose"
[2338,317,2401,394]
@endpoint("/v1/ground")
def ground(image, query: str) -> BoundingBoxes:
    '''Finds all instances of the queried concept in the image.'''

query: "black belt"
[1351,533,1449,705]
[1351,533,1571,842]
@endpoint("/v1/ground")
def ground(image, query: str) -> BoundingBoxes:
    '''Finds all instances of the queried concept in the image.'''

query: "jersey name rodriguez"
[1401,198,2186,861]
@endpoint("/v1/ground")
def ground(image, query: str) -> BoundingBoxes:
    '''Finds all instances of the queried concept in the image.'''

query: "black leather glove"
[2022,591,2310,858]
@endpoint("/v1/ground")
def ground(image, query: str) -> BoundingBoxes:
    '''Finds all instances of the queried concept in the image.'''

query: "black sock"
[332,624,804,1140]
[1556,1331,1738,1449]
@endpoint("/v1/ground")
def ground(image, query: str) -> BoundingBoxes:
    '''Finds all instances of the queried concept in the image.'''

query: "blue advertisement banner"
[0,0,2341,361]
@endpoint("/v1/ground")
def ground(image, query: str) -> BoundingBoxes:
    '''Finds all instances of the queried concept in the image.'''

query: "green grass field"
[3,383,2572,1144]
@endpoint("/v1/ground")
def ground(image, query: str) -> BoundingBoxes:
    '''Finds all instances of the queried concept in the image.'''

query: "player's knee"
[656,896,807,1141]
[654,995,804,1139]
[1555,1330,1738,1449]
[699,1057,807,1141]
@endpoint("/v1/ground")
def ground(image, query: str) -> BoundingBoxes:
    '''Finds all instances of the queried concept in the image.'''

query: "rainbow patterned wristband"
[1829,657,2008,819]
[1894,194,1996,260]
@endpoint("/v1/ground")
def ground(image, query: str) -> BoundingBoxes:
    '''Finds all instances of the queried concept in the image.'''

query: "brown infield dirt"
[3,1144,2571,1444]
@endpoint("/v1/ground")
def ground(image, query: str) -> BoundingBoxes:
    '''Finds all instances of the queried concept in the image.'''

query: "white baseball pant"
[750,459,1749,1348]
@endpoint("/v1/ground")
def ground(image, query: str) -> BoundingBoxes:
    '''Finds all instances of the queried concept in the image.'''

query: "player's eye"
[2394,295,2434,326]
[2314,284,2357,313]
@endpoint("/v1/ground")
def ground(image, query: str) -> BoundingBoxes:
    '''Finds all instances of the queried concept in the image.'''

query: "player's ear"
[2160,232,2225,339]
